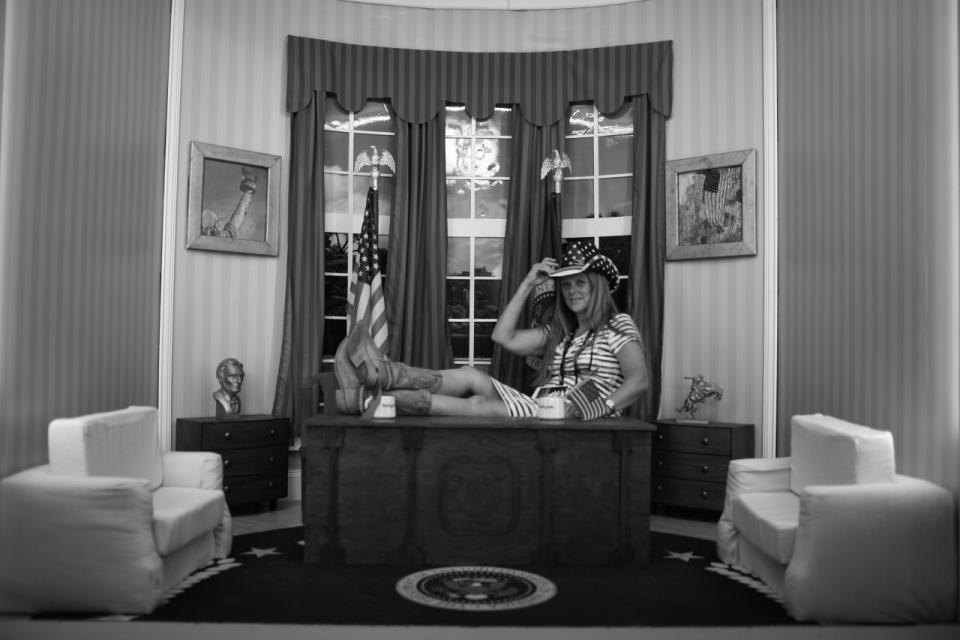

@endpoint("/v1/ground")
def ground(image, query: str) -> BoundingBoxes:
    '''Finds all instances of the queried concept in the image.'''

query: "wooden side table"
[651,419,754,514]
[176,414,290,510]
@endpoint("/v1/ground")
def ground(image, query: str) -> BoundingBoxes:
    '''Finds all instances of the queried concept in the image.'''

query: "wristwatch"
[604,397,616,415]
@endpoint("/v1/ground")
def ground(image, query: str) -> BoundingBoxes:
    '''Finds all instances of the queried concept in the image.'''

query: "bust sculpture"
[213,357,245,420]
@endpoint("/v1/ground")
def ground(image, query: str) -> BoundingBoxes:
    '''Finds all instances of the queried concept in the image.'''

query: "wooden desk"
[301,414,654,566]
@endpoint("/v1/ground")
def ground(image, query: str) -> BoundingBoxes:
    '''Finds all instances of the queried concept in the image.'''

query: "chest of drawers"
[176,414,290,510]
[651,419,754,514]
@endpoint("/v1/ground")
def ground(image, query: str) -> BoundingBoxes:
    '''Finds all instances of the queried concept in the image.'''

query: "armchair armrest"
[717,457,791,565]
[162,450,223,490]
[0,466,164,613]
[785,475,958,623]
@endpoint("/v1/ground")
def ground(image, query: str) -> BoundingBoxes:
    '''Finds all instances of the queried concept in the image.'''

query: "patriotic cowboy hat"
[549,240,620,292]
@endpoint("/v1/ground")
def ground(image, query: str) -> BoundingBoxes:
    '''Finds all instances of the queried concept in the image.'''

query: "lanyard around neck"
[559,330,595,386]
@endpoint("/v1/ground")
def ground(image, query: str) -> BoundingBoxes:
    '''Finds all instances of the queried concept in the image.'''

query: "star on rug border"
[665,550,704,562]
[241,546,283,558]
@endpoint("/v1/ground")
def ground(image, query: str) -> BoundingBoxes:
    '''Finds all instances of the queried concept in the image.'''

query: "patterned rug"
[55,526,800,627]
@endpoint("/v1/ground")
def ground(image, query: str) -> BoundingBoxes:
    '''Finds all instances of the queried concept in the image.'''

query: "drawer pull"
[269,456,276,463]
[701,436,710,446]
[657,433,664,441]
[269,428,277,437]
[223,459,231,468]
[268,481,275,488]
[700,490,709,499]
[223,432,231,440]
[656,460,663,468]
[700,465,710,473]
[656,484,662,493]
[224,486,230,493]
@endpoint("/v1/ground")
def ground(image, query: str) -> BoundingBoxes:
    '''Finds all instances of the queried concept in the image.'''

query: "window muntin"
[322,97,395,357]
[562,103,633,310]
[445,105,512,366]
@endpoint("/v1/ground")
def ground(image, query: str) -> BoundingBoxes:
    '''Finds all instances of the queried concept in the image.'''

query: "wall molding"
[761,0,778,457]
[159,0,185,451]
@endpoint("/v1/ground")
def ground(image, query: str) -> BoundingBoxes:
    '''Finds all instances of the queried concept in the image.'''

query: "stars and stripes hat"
[549,240,620,292]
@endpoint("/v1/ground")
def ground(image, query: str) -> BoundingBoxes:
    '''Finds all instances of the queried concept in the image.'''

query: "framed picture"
[665,148,756,261]
[186,141,281,256]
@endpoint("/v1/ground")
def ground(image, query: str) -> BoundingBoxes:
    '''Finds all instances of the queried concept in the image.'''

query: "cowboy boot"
[388,389,432,415]
[375,361,442,392]
[334,326,380,414]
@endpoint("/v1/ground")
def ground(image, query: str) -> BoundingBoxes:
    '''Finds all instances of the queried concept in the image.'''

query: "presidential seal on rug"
[395,565,557,612]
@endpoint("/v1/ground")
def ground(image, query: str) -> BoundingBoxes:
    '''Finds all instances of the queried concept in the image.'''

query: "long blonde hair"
[533,271,618,387]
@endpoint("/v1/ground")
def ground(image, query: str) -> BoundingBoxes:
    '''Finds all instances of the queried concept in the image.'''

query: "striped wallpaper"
[777,0,959,489]
[172,0,767,447]
[0,0,169,476]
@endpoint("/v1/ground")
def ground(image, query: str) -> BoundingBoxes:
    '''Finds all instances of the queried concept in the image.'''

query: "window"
[322,97,396,357]
[445,105,513,367]
[563,103,633,310]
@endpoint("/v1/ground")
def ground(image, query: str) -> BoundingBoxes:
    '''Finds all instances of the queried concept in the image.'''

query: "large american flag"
[347,186,389,351]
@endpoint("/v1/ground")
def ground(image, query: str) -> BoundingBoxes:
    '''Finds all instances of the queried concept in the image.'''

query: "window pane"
[567,103,596,136]
[598,102,633,134]
[474,322,495,358]
[325,232,350,273]
[355,134,396,174]
[353,179,395,218]
[474,182,508,219]
[447,137,474,176]
[598,176,632,218]
[563,180,594,219]
[324,174,350,214]
[598,134,632,175]
[474,280,501,319]
[323,131,349,171]
[445,105,471,135]
[612,282,629,312]
[446,180,472,218]
[446,280,469,319]
[477,107,513,136]
[450,321,470,359]
[323,319,347,358]
[598,235,631,275]
[475,237,504,277]
[476,139,511,178]
[354,101,393,132]
[447,237,470,275]
[325,275,349,316]
[324,96,350,131]
[565,137,593,177]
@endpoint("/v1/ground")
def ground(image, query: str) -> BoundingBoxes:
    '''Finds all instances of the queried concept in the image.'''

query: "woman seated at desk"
[335,241,649,420]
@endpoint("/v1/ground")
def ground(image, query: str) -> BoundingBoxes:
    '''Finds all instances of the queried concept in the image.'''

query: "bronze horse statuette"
[676,374,724,420]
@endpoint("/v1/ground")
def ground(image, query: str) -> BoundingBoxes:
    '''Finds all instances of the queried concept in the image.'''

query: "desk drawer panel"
[202,420,289,449]
[223,472,287,505]
[653,451,729,483]
[654,424,730,455]
[221,445,288,476]
[652,477,725,512]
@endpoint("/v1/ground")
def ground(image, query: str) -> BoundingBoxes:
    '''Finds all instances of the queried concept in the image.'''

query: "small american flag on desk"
[347,186,388,352]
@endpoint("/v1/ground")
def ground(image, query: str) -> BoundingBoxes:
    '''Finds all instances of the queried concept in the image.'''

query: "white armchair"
[717,414,957,623]
[0,406,232,614]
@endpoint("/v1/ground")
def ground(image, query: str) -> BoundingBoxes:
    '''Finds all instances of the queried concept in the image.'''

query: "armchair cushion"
[731,491,799,564]
[789,414,895,495]
[152,486,226,556]
[48,406,164,490]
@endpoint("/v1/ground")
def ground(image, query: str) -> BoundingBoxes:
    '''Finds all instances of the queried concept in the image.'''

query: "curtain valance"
[286,36,673,125]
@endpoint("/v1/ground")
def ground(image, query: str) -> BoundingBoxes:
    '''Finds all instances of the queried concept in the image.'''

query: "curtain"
[271,94,326,434]
[490,112,563,392]
[276,37,673,429]
[387,117,451,369]
[627,95,666,420]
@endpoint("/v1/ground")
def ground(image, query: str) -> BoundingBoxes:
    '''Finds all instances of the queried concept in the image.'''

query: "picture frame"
[186,141,281,256]
[665,148,756,261]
